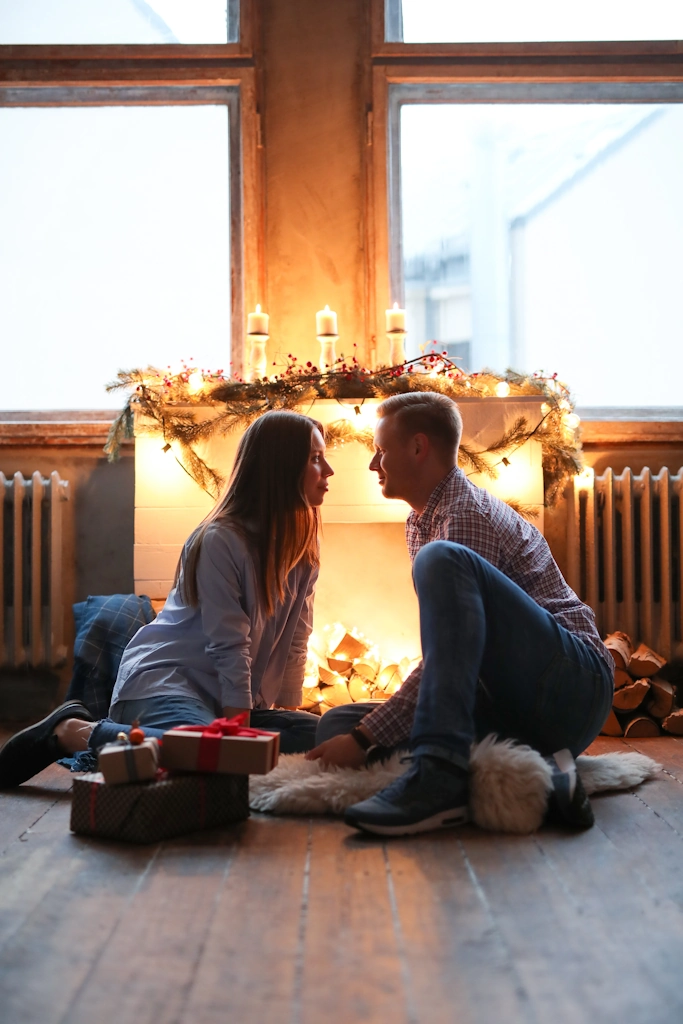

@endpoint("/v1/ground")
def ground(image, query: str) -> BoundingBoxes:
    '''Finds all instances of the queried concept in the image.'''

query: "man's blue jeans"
[318,541,613,770]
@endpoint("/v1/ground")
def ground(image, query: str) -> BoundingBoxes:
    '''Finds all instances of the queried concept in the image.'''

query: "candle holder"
[317,334,338,372]
[247,333,269,381]
[387,329,407,366]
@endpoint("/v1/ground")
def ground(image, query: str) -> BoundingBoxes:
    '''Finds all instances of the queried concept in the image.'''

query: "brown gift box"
[70,771,249,844]
[160,728,280,776]
[98,737,160,785]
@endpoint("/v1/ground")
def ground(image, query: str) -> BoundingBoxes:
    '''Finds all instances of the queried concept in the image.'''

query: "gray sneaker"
[545,748,594,829]
[344,755,469,836]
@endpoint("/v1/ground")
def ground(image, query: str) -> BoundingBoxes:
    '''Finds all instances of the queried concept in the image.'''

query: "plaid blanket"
[65,594,156,719]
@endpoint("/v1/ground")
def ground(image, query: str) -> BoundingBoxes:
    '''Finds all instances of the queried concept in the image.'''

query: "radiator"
[566,467,683,660]
[0,471,70,669]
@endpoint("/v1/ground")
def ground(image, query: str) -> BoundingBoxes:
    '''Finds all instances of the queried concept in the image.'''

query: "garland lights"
[104,348,583,509]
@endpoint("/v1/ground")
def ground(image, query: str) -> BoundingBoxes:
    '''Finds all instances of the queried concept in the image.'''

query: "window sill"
[0,411,128,448]
[577,409,683,445]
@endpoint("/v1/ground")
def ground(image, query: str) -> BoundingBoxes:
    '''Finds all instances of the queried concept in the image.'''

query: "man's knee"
[413,540,476,586]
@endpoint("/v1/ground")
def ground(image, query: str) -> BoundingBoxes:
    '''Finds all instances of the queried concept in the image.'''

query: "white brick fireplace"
[134,396,545,662]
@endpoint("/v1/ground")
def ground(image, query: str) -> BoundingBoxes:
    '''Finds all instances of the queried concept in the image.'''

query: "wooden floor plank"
[64,827,244,1024]
[180,814,311,1024]
[298,821,411,1024]
[592,783,683,908]
[532,806,683,1024]
[386,827,534,1024]
[457,828,611,1024]
[0,802,158,1023]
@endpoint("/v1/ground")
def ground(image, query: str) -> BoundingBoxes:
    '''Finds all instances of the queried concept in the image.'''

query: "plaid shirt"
[362,466,613,748]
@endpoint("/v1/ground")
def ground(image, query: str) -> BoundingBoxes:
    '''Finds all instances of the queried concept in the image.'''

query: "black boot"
[0,701,95,788]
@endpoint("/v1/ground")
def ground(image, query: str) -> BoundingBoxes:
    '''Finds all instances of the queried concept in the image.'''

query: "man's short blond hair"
[377,392,462,457]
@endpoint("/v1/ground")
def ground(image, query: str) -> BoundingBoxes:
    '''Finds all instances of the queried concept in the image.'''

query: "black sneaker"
[0,700,95,788]
[545,748,594,829]
[344,755,469,836]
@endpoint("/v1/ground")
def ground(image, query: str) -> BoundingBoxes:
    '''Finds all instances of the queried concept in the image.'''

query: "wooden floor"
[2,735,683,1024]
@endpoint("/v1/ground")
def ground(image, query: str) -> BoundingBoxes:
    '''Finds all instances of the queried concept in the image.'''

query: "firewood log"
[605,631,634,671]
[614,668,632,690]
[623,715,660,738]
[662,707,683,735]
[646,678,675,720]
[318,664,339,686]
[327,658,354,676]
[600,709,624,737]
[375,664,402,694]
[629,643,666,678]
[319,681,353,707]
[348,673,373,702]
[353,659,379,683]
[330,631,370,662]
[612,678,650,711]
[300,686,324,710]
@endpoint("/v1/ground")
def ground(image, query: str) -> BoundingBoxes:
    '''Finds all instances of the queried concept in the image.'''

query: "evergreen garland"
[105,352,582,508]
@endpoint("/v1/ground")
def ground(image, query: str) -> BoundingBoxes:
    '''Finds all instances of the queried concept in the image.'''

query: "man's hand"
[305,733,367,769]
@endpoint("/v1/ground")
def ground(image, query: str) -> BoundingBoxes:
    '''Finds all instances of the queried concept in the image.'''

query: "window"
[394,0,683,43]
[0,0,238,45]
[376,2,683,408]
[396,86,683,405]
[1,89,241,409]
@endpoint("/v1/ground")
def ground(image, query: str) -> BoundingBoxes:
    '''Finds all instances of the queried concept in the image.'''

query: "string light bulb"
[495,381,511,397]
[187,369,204,394]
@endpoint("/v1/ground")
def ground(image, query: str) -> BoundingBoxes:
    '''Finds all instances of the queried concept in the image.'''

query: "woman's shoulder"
[199,520,252,563]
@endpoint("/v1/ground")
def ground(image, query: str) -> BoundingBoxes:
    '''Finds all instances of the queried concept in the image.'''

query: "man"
[307,392,614,836]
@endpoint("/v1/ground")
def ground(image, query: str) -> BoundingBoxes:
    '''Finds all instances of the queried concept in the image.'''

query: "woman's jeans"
[318,541,614,770]
[90,695,320,755]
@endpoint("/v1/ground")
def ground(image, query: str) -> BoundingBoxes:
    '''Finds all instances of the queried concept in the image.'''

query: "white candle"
[386,302,406,332]
[247,304,269,335]
[316,304,338,336]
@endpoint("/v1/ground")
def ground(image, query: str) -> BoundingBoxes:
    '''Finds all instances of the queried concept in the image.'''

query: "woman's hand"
[222,705,251,725]
[305,734,367,769]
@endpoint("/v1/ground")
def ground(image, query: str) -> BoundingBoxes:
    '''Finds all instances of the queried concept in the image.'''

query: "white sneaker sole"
[350,804,469,836]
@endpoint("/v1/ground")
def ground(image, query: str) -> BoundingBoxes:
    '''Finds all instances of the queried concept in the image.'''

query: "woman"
[0,410,334,787]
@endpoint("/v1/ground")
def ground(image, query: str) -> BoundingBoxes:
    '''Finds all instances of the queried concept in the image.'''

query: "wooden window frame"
[0,0,263,379]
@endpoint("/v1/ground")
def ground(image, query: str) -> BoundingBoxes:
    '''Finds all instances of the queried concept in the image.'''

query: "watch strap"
[350,725,373,751]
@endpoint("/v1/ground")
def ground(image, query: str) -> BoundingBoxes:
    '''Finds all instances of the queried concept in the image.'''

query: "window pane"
[0,0,233,44]
[401,103,683,406]
[400,0,683,43]
[0,105,230,409]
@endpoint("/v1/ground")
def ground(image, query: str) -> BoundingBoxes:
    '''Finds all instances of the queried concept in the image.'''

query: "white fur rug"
[249,737,661,834]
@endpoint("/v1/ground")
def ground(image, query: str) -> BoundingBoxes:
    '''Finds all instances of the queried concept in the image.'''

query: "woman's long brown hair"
[174,410,323,616]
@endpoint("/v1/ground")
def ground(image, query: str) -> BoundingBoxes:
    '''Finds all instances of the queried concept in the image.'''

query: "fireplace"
[133,395,545,671]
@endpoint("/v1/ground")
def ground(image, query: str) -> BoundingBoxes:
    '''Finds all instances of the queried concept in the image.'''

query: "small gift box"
[160,714,280,776]
[98,737,160,785]
[71,770,249,844]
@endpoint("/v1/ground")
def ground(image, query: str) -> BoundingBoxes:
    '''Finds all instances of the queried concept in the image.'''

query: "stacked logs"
[601,632,683,738]
[301,624,417,715]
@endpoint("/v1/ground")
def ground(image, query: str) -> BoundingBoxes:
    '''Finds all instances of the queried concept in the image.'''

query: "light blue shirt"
[110,524,318,713]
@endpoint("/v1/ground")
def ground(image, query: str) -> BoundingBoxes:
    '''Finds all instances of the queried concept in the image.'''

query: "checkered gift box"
[71,771,249,843]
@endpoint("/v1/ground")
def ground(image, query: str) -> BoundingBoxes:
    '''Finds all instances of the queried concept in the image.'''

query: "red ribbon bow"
[173,714,275,773]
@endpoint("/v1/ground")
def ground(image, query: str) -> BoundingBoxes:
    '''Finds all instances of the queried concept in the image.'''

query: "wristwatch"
[350,725,377,755]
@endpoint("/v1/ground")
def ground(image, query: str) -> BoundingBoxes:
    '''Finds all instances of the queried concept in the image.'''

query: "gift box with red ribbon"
[160,714,280,776]
[70,770,249,843]
[98,737,160,785]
